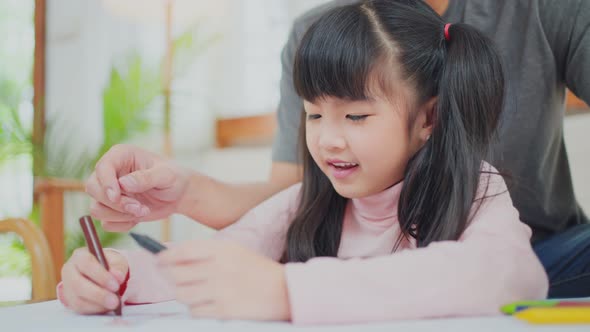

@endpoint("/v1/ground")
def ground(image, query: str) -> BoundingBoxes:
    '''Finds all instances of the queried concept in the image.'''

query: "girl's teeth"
[333,162,358,167]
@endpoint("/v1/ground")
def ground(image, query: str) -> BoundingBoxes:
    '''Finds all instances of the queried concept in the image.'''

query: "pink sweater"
[59,165,548,324]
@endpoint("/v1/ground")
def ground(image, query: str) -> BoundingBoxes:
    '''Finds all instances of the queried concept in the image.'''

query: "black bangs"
[293,5,383,102]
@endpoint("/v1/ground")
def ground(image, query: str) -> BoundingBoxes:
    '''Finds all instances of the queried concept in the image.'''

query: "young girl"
[58,0,548,325]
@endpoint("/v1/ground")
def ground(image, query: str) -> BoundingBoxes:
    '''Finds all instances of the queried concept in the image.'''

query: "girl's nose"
[318,127,347,151]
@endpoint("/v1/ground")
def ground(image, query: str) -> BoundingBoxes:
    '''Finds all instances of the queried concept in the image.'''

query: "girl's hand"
[157,240,291,321]
[60,248,129,315]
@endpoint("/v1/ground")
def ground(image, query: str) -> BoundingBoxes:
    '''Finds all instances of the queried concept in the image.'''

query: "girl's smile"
[326,158,360,179]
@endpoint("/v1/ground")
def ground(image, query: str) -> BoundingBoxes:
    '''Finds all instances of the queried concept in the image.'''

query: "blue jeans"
[533,223,590,298]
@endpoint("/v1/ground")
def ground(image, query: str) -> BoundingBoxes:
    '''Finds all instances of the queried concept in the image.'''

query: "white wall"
[564,113,590,214]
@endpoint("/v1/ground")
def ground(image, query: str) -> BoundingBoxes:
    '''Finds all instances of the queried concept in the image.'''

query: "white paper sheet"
[0,300,587,332]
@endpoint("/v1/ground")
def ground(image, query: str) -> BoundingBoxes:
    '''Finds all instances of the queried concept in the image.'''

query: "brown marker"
[79,215,122,316]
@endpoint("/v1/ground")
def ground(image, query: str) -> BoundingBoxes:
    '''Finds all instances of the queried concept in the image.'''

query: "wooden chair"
[34,177,85,285]
[0,218,56,301]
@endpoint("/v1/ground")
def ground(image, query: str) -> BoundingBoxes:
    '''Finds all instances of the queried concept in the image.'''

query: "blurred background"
[0,0,589,304]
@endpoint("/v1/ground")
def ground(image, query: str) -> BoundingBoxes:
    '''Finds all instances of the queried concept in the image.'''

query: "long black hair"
[282,0,505,263]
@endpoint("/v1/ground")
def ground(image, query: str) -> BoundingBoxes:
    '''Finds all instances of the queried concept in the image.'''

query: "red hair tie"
[444,23,452,41]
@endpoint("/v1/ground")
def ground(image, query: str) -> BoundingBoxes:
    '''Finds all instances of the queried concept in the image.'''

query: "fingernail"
[119,176,137,189]
[140,206,150,217]
[111,270,124,283]
[106,188,117,202]
[105,294,119,309]
[125,204,141,216]
[108,279,119,292]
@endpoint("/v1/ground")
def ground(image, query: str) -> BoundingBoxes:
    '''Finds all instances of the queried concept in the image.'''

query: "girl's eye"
[346,114,369,122]
[307,114,321,120]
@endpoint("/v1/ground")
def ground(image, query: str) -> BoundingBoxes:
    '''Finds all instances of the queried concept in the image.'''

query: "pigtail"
[397,23,505,247]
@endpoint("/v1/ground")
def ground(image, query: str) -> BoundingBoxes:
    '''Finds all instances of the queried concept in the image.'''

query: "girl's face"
[304,94,432,199]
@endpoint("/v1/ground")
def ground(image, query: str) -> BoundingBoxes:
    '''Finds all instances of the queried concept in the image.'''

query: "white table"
[0,300,586,331]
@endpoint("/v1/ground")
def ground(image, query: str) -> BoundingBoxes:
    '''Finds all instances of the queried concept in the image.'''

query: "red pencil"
[79,215,122,316]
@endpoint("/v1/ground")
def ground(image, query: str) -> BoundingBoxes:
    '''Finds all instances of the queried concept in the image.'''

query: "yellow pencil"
[515,307,590,324]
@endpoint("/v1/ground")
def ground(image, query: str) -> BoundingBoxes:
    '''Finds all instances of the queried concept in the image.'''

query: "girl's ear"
[416,96,437,142]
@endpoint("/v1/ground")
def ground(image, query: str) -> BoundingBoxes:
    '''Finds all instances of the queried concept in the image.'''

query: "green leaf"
[0,97,32,165]
[0,234,31,277]
[98,54,161,162]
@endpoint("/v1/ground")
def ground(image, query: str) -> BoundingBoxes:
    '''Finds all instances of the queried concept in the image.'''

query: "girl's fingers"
[61,265,118,314]
[72,265,119,310]
[72,250,120,292]
[175,282,213,306]
[158,241,216,265]
[162,263,209,286]
[70,297,111,315]
[60,248,126,315]
[110,269,127,284]
[71,269,120,311]
[189,301,218,319]
[61,263,83,309]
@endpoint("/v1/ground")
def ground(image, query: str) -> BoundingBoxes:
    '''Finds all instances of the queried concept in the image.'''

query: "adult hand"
[86,144,190,232]
[157,240,291,321]
[60,248,128,315]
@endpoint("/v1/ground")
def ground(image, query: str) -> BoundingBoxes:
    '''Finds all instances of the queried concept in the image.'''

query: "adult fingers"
[86,173,128,214]
[89,201,138,223]
[118,165,175,194]
[87,174,144,218]
[94,145,136,204]
[101,220,138,232]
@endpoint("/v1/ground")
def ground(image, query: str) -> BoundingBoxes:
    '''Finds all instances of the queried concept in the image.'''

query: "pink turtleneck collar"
[350,181,403,223]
